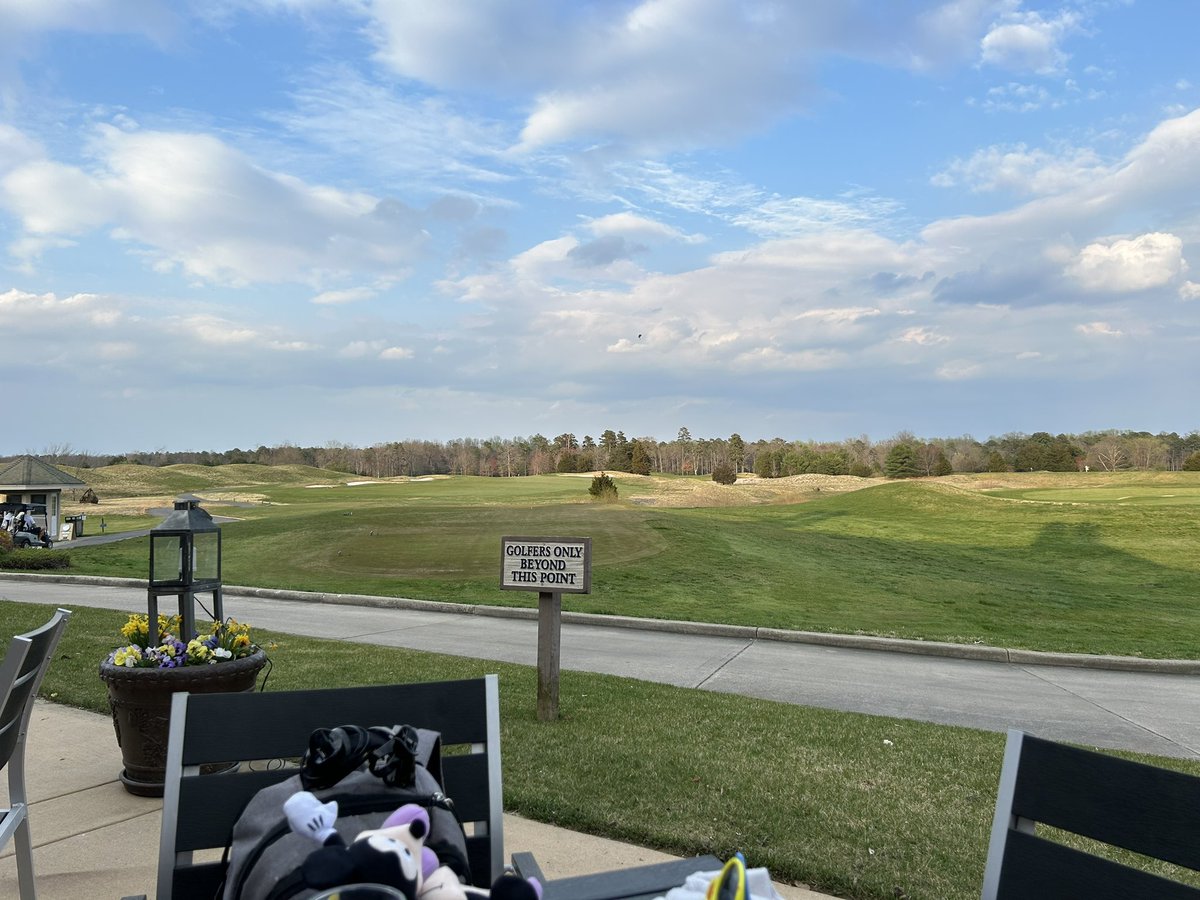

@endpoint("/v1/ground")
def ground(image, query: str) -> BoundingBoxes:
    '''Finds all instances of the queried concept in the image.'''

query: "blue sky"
[1,0,1197,454]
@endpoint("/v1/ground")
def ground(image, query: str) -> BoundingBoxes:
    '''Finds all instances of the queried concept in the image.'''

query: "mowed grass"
[8,601,1199,900]
[61,469,1200,658]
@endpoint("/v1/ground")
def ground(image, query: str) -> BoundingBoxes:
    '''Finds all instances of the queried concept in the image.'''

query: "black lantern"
[146,497,224,646]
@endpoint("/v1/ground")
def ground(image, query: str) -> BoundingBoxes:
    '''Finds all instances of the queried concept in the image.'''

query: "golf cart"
[2,502,53,548]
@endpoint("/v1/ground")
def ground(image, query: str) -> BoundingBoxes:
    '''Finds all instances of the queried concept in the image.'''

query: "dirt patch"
[61,491,270,517]
[625,473,886,508]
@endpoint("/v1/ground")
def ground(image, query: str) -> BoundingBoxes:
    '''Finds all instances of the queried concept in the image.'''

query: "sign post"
[501,536,591,721]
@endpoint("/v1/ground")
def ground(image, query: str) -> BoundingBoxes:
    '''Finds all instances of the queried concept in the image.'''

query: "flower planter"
[99,649,268,796]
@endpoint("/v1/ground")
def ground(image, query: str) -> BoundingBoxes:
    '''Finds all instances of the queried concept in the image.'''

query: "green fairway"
[58,468,1200,658]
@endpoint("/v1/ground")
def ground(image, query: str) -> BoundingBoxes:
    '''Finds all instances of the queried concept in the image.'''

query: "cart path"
[2,577,1196,760]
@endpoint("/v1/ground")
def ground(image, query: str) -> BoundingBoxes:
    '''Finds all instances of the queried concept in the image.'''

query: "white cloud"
[1076,321,1123,337]
[923,109,1200,255]
[0,0,177,95]
[896,326,949,345]
[0,124,42,176]
[360,2,1009,154]
[1,125,430,285]
[177,315,261,345]
[379,346,413,360]
[312,287,378,305]
[903,0,1012,71]
[269,65,513,188]
[979,10,1080,75]
[933,143,1106,195]
[731,194,903,238]
[1066,233,1186,293]
[583,212,702,244]
[1180,281,1200,301]
[974,81,1056,113]
[936,360,983,379]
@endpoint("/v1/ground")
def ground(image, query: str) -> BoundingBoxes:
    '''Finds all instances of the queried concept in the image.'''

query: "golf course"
[58,464,1200,660]
[5,463,1199,899]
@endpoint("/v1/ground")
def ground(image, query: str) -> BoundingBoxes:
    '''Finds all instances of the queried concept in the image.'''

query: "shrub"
[1184,452,1200,472]
[0,531,11,553]
[711,463,737,485]
[848,462,874,478]
[0,549,70,571]
[587,472,619,502]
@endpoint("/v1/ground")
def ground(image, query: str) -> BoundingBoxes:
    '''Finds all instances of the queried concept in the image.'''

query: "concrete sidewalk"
[0,701,833,900]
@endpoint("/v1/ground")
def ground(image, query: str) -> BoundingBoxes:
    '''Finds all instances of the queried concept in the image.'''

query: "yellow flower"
[114,645,143,667]
[186,639,214,663]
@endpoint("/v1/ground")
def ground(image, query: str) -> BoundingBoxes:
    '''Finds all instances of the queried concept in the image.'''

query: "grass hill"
[56,466,1200,658]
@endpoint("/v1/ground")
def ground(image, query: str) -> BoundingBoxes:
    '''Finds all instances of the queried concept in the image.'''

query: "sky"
[1,0,1197,454]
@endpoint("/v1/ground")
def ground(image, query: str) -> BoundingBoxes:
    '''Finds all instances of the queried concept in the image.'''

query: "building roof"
[0,455,87,490]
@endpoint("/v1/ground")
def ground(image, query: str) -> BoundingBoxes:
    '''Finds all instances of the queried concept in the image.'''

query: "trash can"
[64,514,85,538]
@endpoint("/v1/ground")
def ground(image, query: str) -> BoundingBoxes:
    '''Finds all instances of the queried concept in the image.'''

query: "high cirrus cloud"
[0,124,430,285]
[1066,233,1187,293]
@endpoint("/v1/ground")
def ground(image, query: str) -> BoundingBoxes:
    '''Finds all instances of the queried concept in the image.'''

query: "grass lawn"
[7,600,1197,900]
[58,468,1200,659]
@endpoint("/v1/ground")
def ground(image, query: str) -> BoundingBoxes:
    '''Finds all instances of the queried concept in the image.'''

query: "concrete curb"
[3,572,1198,674]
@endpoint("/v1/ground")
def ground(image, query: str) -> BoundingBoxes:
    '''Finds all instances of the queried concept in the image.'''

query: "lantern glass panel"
[151,534,182,584]
[194,530,220,581]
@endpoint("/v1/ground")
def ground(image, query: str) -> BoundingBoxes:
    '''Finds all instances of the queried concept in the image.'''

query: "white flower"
[214,647,232,659]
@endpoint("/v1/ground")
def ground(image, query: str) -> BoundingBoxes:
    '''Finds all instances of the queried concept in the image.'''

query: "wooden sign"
[500,536,591,594]
[500,536,591,722]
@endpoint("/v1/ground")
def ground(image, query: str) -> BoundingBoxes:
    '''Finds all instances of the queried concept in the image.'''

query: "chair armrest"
[537,855,723,900]
[511,850,547,884]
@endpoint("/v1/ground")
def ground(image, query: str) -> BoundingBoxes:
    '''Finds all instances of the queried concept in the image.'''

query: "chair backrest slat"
[982,729,1200,900]
[0,636,33,768]
[1011,734,1200,870]
[159,676,504,900]
[998,829,1200,900]
[0,609,71,768]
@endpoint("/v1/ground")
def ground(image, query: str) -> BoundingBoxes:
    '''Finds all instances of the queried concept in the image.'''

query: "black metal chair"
[981,728,1200,899]
[148,675,507,900]
[0,607,72,900]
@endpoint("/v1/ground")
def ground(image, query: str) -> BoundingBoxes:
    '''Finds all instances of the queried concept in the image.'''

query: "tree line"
[26,428,1200,479]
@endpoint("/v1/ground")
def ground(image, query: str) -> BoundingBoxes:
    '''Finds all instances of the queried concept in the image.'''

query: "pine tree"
[630,440,651,475]
[884,443,919,478]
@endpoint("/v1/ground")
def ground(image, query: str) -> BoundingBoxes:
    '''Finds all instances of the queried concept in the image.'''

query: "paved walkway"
[2,574,1198,759]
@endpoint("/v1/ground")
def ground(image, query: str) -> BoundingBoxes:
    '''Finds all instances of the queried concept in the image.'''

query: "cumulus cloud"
[0,124,429,284]
[1179,281,1200,301]
[979,10,1080,74]
[1066,233,1186,293]
[0,124,42,176]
